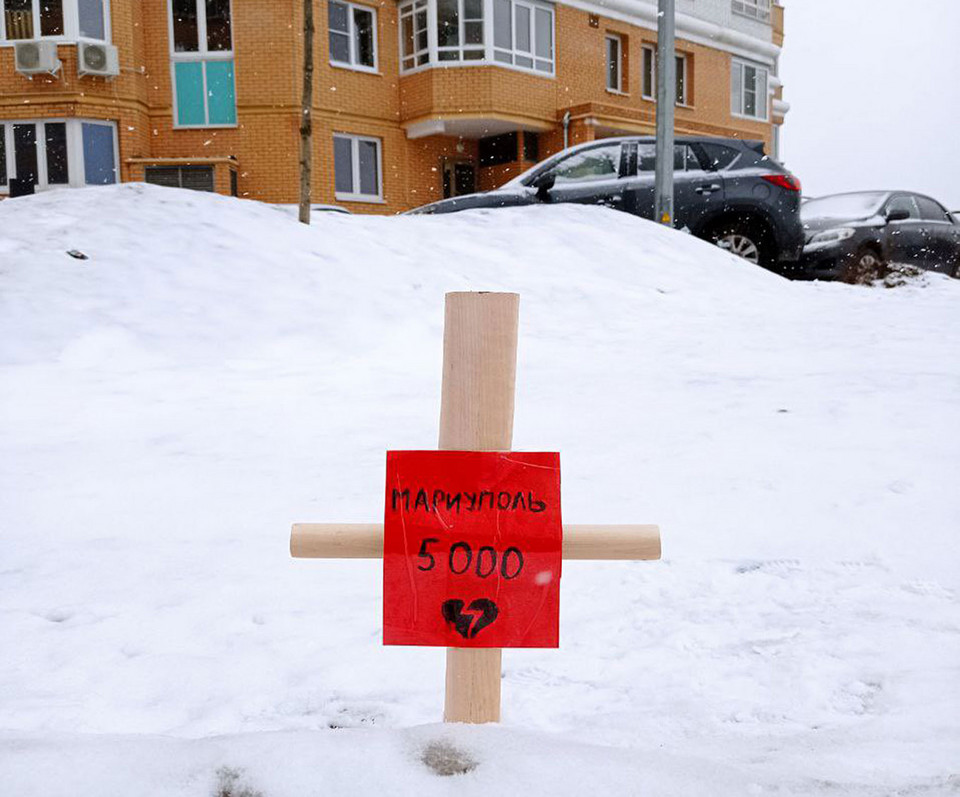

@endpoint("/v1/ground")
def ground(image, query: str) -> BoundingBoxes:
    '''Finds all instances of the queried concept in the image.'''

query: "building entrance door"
[442,160,476,199]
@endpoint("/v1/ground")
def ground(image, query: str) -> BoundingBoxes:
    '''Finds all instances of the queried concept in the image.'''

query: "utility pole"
[298,0,315,226]
[654,0,675,227]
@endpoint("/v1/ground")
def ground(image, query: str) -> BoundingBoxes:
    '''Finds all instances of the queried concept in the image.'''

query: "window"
[0,118,117,191]
[605,34,621,92]
[13,124,37,185]
[636,143,700,173]
[333,134,382,201]
[78,0,106,39]
[45,122,68,184]
[675,53,687,105]
[81,121,117,184]
[169,0,237,128]
[398,0,553,74]
[884,195,919,220]
[478,131,517,166]
[399,0,429,70]
[329,0,377,70]
[145,165,215,191]
[437,0,483,62]
[1,0,108,41]
[548,143,622,184]
[493,0,553,73]
[915,196,950,222]
[732,0,771,23]
[700,142,739,170]
[641,44,654,99]
[732,58,768,120]
[2,0,58,38]
[640,45,688,104]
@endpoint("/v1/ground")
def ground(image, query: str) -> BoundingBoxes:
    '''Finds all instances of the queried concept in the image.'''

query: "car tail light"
[762,173,802,192]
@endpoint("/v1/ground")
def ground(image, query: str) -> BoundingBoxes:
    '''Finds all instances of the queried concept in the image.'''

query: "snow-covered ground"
[1,185,958,796]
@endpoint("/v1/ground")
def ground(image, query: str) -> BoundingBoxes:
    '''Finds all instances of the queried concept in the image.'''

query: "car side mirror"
[532,172,555,201]
[886,208,910,223]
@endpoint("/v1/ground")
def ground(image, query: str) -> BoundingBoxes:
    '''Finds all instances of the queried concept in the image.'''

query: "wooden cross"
[290,291,661,723]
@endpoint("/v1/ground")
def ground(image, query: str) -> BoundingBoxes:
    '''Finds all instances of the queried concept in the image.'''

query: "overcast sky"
[778,0,960,210]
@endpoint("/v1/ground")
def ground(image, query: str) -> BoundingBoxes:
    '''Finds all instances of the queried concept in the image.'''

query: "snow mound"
[0,183,789,366]
[1,185,958,795]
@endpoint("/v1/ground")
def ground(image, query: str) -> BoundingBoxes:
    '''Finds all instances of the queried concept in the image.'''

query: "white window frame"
[435,0,484,63]
[492,0,554,75]
[0,0,111,44]
[675,52,688,105]
[333,133,383,203]
[0,117,119,192]
[732,0,771,23]
[640,44,688,105]
[398,0,429,71]
[731,57,769,121]
[605,33,621,93]
[641,43,655,100]
[328,0,378,73]
[167,0,237,129]
[398,0,554,77]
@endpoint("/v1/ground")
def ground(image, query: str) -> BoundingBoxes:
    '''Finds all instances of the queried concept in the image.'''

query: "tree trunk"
[298,0,314,225]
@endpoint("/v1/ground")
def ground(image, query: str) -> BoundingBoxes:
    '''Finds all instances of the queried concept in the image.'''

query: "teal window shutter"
[205,61,237,125]
[175,62,206,126]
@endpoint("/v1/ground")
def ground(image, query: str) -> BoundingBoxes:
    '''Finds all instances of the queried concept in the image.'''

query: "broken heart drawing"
[441,598,499,639]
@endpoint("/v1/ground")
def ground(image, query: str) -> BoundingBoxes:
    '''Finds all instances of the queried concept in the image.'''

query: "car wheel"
[843,246,885,284]
[710,223,771,268]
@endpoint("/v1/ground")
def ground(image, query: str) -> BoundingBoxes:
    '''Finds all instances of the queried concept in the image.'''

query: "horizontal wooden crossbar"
[290,523,661,561]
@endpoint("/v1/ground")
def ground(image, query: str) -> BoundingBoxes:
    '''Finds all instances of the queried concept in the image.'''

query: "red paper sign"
[383,450,562,648]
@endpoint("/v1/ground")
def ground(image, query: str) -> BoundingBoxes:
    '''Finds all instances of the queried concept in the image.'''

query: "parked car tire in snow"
[843,245,886,284]
[710,221,772,267]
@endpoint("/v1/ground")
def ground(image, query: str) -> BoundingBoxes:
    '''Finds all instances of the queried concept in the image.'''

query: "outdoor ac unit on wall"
[78,42,120,78]
[14,41,61,77]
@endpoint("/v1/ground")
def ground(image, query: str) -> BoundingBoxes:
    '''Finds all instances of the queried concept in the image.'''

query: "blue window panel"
[205,61,237,125]
[175,61,206,126]
[78,0,105,39]
[82,123,116,185]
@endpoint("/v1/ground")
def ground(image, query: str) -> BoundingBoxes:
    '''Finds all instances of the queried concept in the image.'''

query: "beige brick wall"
[1,0,783,211]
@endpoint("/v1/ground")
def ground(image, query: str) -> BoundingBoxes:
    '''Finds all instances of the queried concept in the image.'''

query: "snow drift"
[0,185,958,796]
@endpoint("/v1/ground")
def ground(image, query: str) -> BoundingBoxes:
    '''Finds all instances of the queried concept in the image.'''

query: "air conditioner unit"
[14,41,61,77]
[78,41,119,78]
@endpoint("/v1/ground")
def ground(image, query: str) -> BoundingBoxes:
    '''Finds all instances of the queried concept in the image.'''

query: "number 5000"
[416,538,524,579]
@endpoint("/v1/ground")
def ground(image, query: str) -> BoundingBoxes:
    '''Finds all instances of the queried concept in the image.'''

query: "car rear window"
[698,143,739,170]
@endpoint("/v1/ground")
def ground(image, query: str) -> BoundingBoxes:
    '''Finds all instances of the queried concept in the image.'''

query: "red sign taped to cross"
[383,450,562,648]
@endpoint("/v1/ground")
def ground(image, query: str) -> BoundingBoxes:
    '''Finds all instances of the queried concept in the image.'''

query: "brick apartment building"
[0,0,788,212]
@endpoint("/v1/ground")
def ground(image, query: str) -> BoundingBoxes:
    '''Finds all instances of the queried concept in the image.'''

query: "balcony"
[399,0,556,75]
[400,65,556,139]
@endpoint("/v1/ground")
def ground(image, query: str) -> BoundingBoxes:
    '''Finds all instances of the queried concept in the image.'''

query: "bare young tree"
[298,0,315,225]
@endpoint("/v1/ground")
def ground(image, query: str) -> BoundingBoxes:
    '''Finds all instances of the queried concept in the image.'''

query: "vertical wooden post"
[440,291,519,724]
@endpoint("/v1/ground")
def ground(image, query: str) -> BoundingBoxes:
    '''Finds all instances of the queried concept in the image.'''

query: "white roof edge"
[559,0,781,65]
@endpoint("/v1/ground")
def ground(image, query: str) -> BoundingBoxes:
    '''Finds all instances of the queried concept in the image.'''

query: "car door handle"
[695,184,721,195]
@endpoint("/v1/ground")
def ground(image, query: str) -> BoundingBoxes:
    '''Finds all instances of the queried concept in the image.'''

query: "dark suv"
[408,136,805,271]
